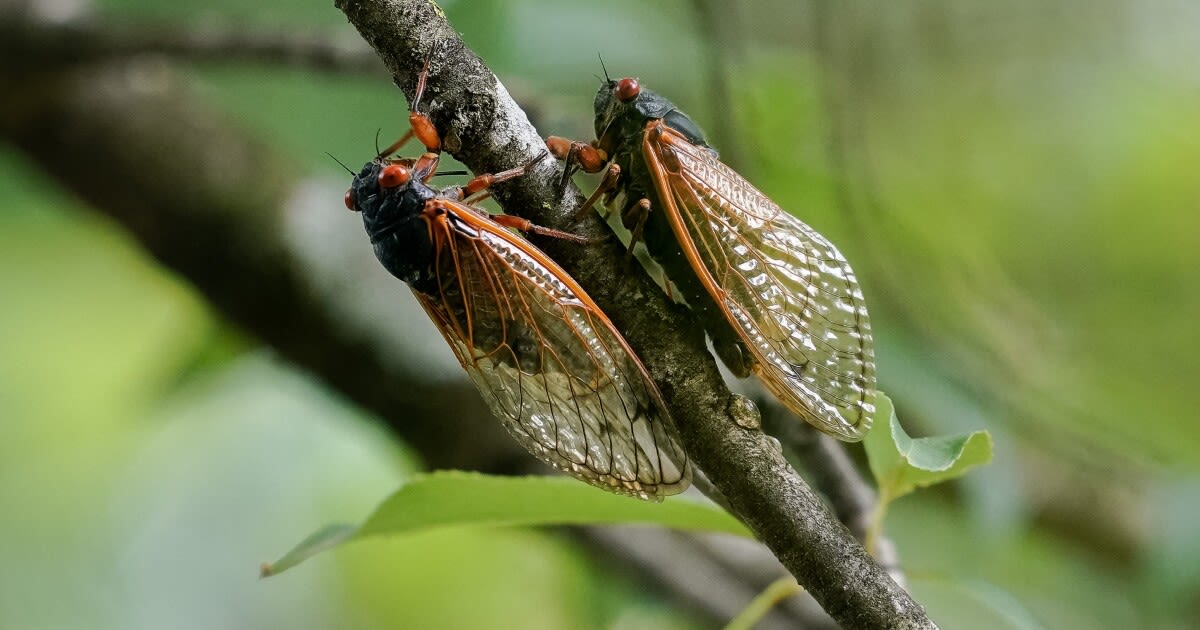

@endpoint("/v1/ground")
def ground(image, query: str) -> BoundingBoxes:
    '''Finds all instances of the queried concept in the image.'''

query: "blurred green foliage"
[3,0,1198,628]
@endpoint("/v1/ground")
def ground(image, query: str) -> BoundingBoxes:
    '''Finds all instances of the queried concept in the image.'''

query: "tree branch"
[332,0,932,626]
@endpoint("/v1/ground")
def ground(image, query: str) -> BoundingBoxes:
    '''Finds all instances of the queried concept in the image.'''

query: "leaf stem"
[723,576,805,630]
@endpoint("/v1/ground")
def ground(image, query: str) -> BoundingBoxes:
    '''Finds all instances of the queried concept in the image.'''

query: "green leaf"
[865,392,993,502]
[260,523,358,577]
[262,471,751,577]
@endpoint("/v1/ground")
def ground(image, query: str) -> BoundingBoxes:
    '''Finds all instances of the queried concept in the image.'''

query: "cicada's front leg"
[545,137,629,227]
[377,57,444,182]
[546,136,607,174]
[435,152,600,245]
[546,135,616,198]
[442,151,547,205]
[619,197,653,262]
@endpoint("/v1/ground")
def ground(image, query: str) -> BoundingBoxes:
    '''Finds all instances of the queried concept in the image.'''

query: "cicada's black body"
[593,80,712,151]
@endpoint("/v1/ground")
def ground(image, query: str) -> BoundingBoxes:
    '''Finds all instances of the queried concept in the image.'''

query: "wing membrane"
[643,122,876,440]
[416,201,690,499]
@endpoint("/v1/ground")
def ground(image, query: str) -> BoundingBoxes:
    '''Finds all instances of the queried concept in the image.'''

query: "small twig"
[724,576,805,630]
[333,1,933,626]
[581,527,835,630]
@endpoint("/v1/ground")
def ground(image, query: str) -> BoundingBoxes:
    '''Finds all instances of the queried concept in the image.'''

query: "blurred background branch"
[0,11,386,75]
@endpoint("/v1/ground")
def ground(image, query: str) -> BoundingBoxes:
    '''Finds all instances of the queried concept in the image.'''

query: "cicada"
[343,64,689,499]
[547,75,876,441]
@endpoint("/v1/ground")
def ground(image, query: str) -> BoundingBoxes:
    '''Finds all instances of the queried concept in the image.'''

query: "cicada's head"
[345,160,434,241]
[593,76,714,157]
[345,159,438,287]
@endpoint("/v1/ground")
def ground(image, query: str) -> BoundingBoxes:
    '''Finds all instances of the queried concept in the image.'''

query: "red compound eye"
[378,164,411,188]
[344,189,357,211]
[616,77,640,102]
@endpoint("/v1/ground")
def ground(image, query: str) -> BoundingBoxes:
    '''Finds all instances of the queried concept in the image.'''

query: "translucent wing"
[642,121,876,440]
[416,200,690,499]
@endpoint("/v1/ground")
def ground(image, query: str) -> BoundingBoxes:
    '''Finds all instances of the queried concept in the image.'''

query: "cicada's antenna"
[598,53,610,83]
[325,152,355,175]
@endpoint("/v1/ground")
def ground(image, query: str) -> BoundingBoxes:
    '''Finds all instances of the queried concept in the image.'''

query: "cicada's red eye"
[616,77,640,102]
[344,189,358,211]
[378,164,411,188]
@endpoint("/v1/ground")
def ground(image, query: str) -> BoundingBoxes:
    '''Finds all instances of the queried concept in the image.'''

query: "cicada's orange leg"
[489,214,599,244]
[406,57,441,154]
[443,150,599,244]
[547,135,629,226]
[374,56,446,184]
[547,137,636,253]
[547,136,610,193]
[378,58,441,156]
[438,151,600,243]
[546,136,608,173]
[386,153,440,180]
[621,198,653,263]
[443,150,550,205]
[572,163,622,222]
